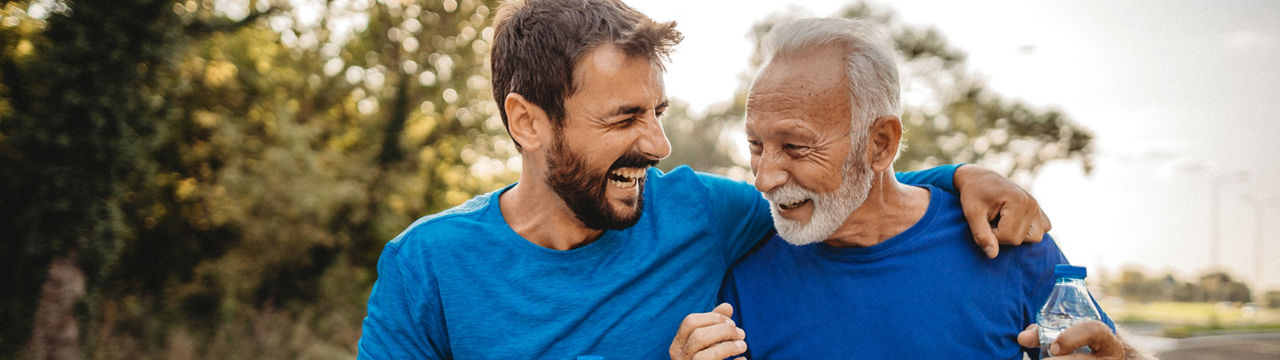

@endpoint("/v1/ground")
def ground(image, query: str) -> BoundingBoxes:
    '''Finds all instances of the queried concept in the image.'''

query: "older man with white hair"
[668,18,1146,359]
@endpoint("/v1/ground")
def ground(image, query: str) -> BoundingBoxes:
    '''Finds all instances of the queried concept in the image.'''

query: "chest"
[734,253,1035,359]
[430,230,731,359]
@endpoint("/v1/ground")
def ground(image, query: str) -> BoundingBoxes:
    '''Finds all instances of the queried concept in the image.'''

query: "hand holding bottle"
[1018,321,1124,359]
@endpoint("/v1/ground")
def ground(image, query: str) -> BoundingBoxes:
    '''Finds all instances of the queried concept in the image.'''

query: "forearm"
[895,163,962,193]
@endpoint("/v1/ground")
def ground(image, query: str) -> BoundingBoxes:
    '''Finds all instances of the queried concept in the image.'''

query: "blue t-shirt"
[720,185,1114,360]
[358,165,960,359]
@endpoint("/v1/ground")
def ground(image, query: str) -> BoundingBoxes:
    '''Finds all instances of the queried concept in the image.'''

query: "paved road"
[1130,333,1280,360]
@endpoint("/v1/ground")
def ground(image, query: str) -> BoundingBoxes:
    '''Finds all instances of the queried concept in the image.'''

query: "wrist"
[952,163,973,191]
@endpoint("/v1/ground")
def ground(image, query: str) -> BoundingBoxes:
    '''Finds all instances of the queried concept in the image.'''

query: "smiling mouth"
[608,167,647,189]
[778,199,811,210]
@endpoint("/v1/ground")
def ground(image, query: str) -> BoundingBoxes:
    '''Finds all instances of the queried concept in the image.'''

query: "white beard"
[764,148,874,246]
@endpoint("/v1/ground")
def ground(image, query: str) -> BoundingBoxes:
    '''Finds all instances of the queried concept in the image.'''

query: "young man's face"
[545,44,671,230]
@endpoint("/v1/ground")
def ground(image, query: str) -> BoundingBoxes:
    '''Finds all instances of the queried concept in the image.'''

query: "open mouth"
[777,199,811,210]
[608,167,647,189]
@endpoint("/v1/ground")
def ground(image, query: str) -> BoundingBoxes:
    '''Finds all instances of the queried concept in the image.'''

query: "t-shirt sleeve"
[697,172,775,267]
[358,242,449,359]
[895,163,962,194]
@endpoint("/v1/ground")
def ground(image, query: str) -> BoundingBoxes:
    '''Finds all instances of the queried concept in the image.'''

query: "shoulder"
[646,165,742,196]
[652,165,762,210]
[643,165,754,213]
[924,184,962,210]
[386,186,507,254]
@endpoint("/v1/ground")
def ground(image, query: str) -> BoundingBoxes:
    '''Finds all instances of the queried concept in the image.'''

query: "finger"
[1037,210,1052,236]
[1022,200,1047,243]
[994,203,1032,246]
[1051,321,1122,358]
[712,302,734,318]
[684,323,746,357]
[1017,324,1040,348]
[691,339,747,360]
[1024,219,1043,244]
[672,311,734,354]
[963,201,1000,259]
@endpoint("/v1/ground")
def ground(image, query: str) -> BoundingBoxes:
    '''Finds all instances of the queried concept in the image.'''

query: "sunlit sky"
[628,0,1280,290]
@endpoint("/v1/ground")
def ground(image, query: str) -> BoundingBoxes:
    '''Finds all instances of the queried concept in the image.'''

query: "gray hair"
[758,18,901,133]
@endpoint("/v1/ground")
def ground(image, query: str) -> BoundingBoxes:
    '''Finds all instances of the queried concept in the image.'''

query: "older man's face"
[745,46,874,245]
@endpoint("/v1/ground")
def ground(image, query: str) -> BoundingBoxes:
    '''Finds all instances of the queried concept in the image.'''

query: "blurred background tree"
[1,0,1098,358]
[1,0,181,357]
[661,2,1094,186]
[2,0,510,358]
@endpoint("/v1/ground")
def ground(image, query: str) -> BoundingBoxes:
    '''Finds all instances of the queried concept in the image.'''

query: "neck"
[823,168,930,248]
[499,171,605,251]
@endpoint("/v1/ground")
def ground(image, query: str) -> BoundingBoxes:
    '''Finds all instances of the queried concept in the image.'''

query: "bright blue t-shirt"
[358,165,961,359]
[720,185,1114,360]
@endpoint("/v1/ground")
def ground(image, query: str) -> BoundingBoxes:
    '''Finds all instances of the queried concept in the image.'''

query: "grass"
[1102,300,1280,338]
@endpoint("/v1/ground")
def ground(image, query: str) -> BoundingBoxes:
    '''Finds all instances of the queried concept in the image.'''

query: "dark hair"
[491,0,682,151]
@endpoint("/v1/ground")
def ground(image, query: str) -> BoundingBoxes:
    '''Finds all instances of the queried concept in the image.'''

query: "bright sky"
[628,0,1280,291]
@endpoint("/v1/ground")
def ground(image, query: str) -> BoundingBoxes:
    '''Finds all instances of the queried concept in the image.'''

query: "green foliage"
[661,2,1094,185]
[1,0,179,354]
[3,0,512,357]
[95,0,513,356]
[1267,291,1280,309]
[1103,269,1253,303]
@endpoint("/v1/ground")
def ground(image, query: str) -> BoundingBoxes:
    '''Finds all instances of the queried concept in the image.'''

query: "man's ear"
[866,115,903,171]
[504,93,551,152]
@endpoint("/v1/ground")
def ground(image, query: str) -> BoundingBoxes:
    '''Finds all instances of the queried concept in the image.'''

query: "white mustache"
[765,182,818,206]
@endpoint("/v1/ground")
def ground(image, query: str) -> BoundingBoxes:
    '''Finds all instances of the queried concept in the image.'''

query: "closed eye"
[783,144,810,157]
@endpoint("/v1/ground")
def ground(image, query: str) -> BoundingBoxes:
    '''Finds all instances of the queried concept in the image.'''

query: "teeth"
[778,199,807,210]
[609,178,637,189]
[610,167,646,180]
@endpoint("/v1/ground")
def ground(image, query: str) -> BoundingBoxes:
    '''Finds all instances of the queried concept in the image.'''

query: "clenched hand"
[670,303,747,360]
[954,164,1052,258]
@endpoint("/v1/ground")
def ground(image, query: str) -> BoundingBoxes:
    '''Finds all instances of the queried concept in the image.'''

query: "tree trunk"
[24,250,84,360]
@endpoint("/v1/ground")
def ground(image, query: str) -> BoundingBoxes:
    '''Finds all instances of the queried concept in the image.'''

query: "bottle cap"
[1054,264,1087,279]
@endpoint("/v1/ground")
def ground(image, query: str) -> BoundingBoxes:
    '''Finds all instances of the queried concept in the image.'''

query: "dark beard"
[545,134,655,230]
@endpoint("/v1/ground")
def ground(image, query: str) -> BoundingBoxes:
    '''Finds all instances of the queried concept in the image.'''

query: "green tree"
[661,2,1094,185]
[0,0,185,357]
[84,0,511,357]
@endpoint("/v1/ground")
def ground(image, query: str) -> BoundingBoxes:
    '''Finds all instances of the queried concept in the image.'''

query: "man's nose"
[753,149,789,194]
[636,114,672,160]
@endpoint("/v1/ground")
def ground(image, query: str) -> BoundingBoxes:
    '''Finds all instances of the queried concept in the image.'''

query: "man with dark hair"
[357,1,1051,359]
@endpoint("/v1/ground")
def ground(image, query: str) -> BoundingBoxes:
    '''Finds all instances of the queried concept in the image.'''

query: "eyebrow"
[609,100,669,117]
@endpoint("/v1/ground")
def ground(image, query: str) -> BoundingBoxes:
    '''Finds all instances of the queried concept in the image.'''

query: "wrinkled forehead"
[746,55,851,131]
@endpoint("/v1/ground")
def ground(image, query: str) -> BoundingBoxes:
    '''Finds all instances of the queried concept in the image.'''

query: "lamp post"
[1240,196,1280,290]
[1210,171,1249,270]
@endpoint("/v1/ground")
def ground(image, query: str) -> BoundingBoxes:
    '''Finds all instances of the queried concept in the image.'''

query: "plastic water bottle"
[1037,264,1101,358]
